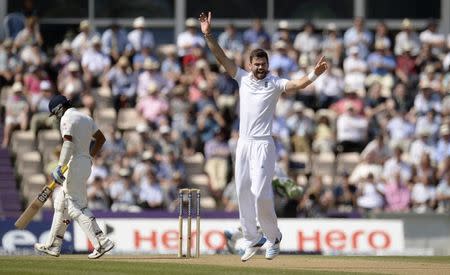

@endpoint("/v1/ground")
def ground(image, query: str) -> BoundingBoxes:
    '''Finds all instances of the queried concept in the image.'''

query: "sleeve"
[274,76,289,93]
[232,67,247,86]
[60,116,74,137]
[91,119,99,135]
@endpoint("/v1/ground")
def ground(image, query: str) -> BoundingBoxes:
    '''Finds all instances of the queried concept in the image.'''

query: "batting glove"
[52,165,66,185]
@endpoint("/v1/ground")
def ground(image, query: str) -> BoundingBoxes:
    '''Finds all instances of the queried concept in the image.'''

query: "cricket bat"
[14,165,68,229]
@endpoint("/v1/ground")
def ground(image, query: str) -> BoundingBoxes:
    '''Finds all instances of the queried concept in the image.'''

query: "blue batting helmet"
[48,95,69,117]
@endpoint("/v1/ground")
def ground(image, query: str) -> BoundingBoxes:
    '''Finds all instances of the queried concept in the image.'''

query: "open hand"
[314,56,328,76]
[198,11,211,35]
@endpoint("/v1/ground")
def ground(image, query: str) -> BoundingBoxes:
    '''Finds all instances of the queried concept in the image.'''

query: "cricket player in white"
[34,95,114,259]
[199,12,327,261]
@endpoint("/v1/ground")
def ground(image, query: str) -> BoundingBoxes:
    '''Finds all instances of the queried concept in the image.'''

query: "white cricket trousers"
[235,136,281,245]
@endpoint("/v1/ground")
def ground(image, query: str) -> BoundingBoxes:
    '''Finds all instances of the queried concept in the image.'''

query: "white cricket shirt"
[233,68,288,138]
[60,108,98,157]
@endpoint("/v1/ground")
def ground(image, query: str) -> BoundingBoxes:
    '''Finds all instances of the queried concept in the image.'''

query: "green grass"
[0,257,337,275]
[1,255,449,275]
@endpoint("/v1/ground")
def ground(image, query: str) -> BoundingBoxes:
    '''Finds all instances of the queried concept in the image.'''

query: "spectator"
[81,36,111,89]
[109,168,139,212]
[312,114,334,153]
[321,23,343,66]
[374,21,391,51]
[436,172,450,213]
[344,17,373,58]
[272,20,293,45]
[330,87,365,115]
[343,46,368,93]
[436,125,450,163]
[164,171,189,212]
[0,39,22,87]
[20,42,47,66]
[71,20,99,57]
[214,70,239,112]
[132,44,158,72]
[350,151,383,184]
[105,56,137,112]
[415,153,437,185]
[58,61,87,107]
[411,175,436,213]
[269,40,298,78]
[286,102,315,153]
[419,19,445,55]
[14,16,43,50]
[391,82,414,113]
[386,110,415,149]
[293,21,320,58]
[138,169,164,209]
[395,18,421,56]
[160,45,181,82]
[157,149,185,184]
[361,134,391,165]
[383,146,413,182]
[410,128,436,166]
[87,176,110,210]
[243,18,271,48]
[23,65,48,103]
[336,103,368,153]
[395,43,418,85]
[197,105,225,146]
[333,172,358,212]
[356,173,384,212]
[384,172,410,212]
[176,18,205,57]
[314,60,345,109]
[222,179,238,212]
[127,17,155,54]
[101,22,129,63]
[51,40,75,73]
[366,40,396,97]
[416,109,440,144]
[137,59,167,98]
[137,81,169,126]
[29,80,56,136]
[218,23,244,54]
[204,129,231,198]
[2,82,29,148]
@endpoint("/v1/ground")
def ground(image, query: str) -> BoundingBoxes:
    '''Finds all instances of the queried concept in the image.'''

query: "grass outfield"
[1,255,450,275]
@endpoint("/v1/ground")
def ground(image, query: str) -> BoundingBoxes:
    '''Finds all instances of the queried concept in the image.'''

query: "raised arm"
[285,56,328,93]
[199,12,237,77]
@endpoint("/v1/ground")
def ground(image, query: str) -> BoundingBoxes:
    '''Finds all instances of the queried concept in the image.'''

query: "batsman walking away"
[34,95,114,259]
[199,11,327,262]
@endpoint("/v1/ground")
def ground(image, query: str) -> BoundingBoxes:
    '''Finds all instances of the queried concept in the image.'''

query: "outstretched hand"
[314,56,328,76]
[198,11,212,35]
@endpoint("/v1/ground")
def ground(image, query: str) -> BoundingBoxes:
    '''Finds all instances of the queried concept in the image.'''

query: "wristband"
[307,71,318,82]
[204,33,213,38]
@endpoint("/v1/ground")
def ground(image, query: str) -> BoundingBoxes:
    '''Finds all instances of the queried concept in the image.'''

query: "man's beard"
[253,69,268,80]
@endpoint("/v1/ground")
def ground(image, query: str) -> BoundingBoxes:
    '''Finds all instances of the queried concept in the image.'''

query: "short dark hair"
[249,48,268,63]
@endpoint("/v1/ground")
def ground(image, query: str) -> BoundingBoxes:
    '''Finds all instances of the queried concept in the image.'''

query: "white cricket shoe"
[34,243,60,257]
[265,236,282,260]
[88,239,115,259]
[240,236,266,262]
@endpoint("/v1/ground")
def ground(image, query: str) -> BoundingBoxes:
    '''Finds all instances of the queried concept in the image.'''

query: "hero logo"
[298,229,391,252]
[37,187,52,203]
[2,230,72,250]
[133,230,225,250]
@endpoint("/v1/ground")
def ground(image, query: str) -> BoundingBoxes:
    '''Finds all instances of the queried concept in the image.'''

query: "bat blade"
[14,166,68,229]
[14,184,55,229]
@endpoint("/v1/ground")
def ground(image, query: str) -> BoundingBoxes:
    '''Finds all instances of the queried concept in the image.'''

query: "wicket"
[178,188,201,258]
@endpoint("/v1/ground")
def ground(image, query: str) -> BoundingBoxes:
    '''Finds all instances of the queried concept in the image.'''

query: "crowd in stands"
[1,13,450,217]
